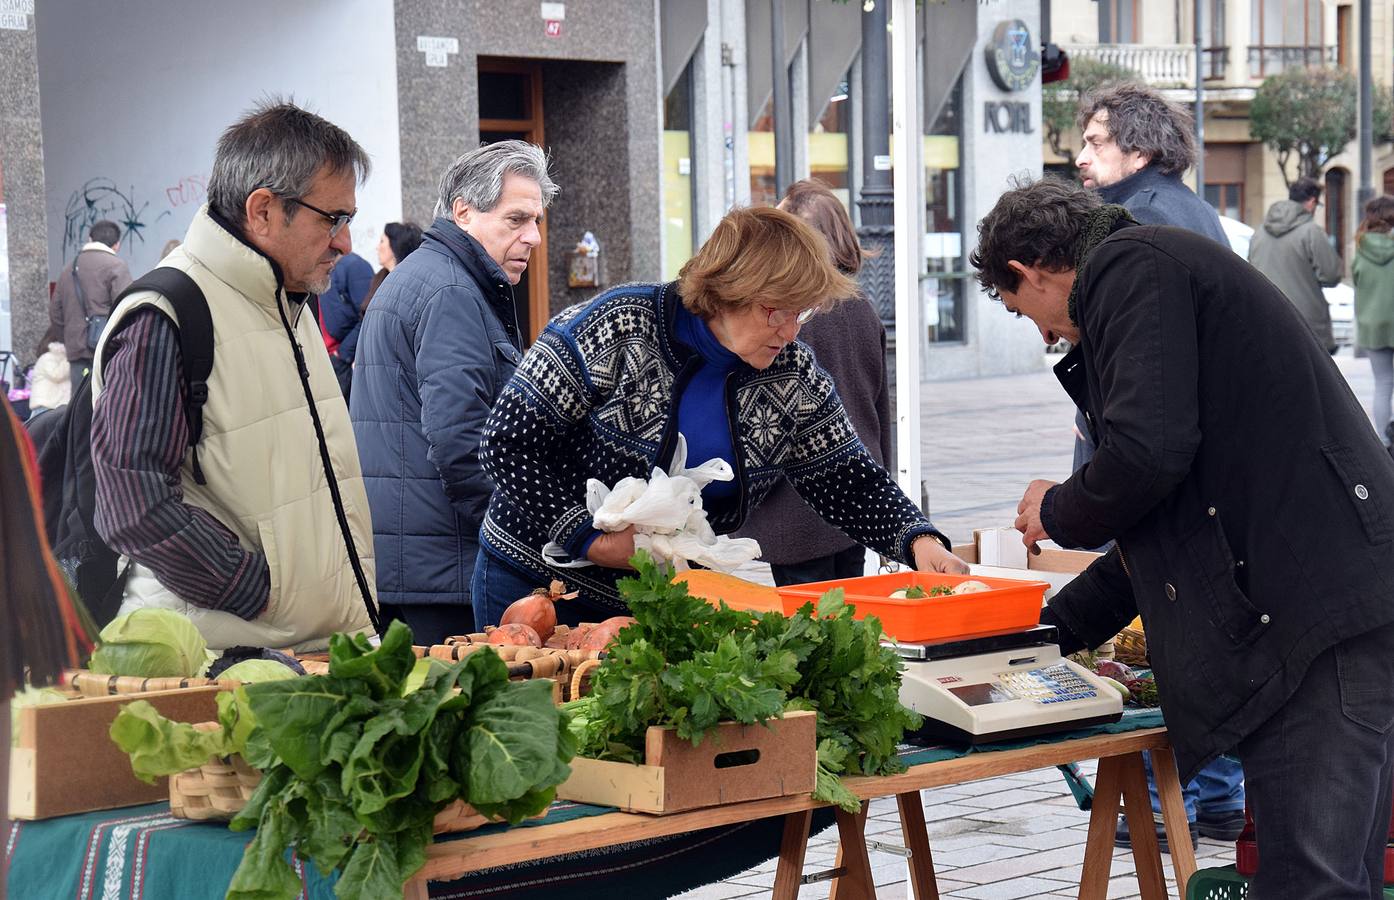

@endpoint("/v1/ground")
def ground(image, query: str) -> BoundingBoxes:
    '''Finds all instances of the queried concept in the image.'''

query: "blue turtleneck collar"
[674,303,741,370]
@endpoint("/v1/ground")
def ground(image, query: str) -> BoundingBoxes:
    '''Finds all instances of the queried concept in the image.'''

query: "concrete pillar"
[0,10,48,368]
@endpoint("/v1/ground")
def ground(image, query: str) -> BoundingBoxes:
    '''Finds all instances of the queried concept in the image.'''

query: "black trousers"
[769,545,867,588]
[1241,620,1394,899]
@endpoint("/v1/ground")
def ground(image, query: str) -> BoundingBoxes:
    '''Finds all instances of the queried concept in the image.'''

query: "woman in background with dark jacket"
[361,221,423,313]
[735,180,893,585]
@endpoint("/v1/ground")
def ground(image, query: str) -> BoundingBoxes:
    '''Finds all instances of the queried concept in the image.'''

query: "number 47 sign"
[544,19,562,37]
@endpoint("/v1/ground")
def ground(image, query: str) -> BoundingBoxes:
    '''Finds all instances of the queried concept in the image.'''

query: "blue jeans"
[470,547,618,628]
[1144,753,1244,821]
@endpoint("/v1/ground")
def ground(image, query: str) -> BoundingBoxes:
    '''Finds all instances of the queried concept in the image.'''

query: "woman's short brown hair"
[678,206,858,318]
[1357,195,1394,245]
[780,179,868,275]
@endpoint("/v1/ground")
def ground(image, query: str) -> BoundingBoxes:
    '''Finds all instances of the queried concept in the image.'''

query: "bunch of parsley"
[221,620,573,900]
[566,553,922,812]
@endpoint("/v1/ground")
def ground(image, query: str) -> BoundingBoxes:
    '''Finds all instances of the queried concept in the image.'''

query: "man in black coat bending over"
[1074,81,1244,852]
[974,177,1394,900]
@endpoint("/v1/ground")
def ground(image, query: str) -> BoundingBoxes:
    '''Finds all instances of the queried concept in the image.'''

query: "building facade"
[1,0,1046,382]
[1048,0,1392,260]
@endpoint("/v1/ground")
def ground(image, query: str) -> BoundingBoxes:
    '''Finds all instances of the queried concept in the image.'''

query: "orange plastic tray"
[776,571,1048,643]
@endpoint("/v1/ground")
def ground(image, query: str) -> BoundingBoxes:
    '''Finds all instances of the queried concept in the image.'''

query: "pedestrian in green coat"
[1352,195,1394,445]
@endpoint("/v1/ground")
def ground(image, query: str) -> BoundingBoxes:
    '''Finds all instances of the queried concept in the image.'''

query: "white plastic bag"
[540,435,762,572]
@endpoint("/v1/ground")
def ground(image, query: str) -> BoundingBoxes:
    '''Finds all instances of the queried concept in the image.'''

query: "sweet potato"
[486,623,543,647]
[578,616,636,652]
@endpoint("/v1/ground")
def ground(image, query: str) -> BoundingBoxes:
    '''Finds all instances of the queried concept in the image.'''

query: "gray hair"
[1077,83,1196,176]
[434,140,559,218]
[206,98,370,229]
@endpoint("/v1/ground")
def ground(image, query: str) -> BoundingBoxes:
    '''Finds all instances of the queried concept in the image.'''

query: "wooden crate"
[558,710,816,814]
[9,685,223,820]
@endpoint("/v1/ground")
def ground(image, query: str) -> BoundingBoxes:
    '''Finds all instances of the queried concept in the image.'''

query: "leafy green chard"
[112,620,572,900]
[564,554,922,813]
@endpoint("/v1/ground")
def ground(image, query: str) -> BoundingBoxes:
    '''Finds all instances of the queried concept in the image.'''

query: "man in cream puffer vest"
[89,99,376,651]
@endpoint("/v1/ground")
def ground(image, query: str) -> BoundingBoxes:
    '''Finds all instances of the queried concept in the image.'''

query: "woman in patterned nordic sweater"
[473,207,967,623]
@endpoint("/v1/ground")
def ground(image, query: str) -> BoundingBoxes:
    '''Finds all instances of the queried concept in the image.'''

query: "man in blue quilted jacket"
[349,142,557,643]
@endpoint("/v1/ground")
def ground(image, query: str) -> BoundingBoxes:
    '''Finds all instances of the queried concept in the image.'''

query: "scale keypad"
[996,664,1098,704]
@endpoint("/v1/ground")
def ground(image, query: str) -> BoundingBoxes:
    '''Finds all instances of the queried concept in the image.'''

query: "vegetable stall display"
[564,552,924,812]
[110,621,573,900]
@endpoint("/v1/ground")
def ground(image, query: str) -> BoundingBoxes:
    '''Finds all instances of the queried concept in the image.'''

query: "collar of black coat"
[1066,205,1138,325]
[425,217,516,297]
[1096,164,1184,206]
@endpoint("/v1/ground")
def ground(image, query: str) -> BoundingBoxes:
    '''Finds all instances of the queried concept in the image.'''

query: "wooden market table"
[405,726,1194,900]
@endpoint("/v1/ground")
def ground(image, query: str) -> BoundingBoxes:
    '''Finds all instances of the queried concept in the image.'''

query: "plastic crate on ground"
[1187,865,1394,900]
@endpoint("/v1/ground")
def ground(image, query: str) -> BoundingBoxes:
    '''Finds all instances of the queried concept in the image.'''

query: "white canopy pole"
[891,0,923,506]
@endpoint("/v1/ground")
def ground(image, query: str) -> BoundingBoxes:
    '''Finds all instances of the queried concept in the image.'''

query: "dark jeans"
[769,545,867,588]
[1241,620,1394,900]
[379,602,474,646]
[470,547,617,628]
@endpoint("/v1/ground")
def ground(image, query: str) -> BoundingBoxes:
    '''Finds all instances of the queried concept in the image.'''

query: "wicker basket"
[169,753,261,821]
[1113,625,1149,666]
[65,670,232,698]
[168,724,495,834]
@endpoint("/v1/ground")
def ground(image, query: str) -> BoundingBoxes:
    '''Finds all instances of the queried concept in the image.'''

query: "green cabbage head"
[88,609,214,678]
[217,659,298,684]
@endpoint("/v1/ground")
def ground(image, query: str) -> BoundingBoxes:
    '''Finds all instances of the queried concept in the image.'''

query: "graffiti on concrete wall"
[164,174,208,209]
[62,177,170,262]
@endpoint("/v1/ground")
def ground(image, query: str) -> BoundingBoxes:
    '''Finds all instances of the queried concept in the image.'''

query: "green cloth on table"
[5,709,1165,900]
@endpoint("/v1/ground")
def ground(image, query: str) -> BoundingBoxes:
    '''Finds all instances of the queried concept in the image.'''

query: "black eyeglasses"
[288,197,356,238]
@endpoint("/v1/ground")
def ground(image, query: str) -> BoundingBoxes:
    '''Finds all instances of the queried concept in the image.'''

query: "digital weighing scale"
[894,624,1123,745]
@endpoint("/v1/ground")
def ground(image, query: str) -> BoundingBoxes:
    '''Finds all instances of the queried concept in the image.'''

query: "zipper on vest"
[1117,542,1132,578]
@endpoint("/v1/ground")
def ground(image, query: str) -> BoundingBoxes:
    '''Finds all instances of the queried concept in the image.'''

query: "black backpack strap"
[113,268,214,485]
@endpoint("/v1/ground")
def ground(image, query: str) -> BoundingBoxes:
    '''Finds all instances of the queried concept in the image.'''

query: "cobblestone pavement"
[680,349,1379,900]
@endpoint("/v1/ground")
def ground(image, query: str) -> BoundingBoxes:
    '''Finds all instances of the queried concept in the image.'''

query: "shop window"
[1203,145,1246,223]
[1098,0,1139,43]
[808,74,852,211]
[662,60,696,281]
[925,74,965,345]
[1204,183,1244,221]
[1249,0,1329,77]
[748,99,778,208]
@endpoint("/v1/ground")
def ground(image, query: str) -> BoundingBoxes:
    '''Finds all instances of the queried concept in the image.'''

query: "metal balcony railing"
[1246,44,1338,77]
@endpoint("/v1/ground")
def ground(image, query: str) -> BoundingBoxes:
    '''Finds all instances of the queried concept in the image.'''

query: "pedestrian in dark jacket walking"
[48,220,132,386]
[350,142,556,644]
[977,177,1394,900]
[1249,178,1345,352]
[734,179,891,585]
